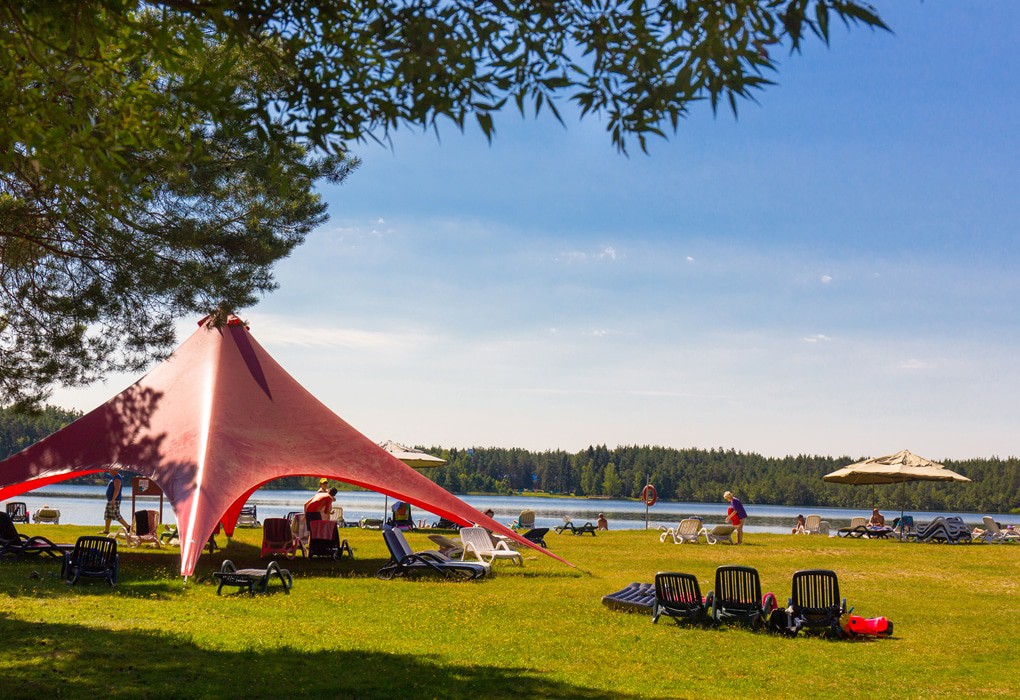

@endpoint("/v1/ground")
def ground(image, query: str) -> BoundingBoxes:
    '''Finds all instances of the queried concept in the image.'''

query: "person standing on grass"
[724,490,747,544]
[304,480,335,524]
[102,466,131,534]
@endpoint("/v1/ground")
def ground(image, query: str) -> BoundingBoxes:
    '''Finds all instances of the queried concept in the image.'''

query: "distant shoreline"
[26,483,1019,517]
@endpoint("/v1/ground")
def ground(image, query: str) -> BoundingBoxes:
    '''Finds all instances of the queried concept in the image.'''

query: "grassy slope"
[1,525,1017,699]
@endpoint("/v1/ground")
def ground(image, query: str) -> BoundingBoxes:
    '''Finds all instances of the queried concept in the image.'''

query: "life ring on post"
[641,484,658,507]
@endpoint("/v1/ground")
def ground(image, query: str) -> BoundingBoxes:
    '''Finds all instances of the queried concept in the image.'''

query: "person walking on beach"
[102,466,131,534]
[724,490,747,544]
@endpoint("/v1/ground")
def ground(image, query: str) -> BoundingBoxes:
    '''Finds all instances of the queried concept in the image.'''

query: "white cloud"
[803,334,832,343]
[556,245,620,263]
[328,222,391,246]
[899,358,933,370]
[686,256,695,263]
[557,250,589,263]
[256,316,435,350]
[821,275,833,284]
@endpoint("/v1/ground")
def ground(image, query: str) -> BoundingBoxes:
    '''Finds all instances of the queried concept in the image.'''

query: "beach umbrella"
[377,440,447,469]
[377,441,447,519]
[823,449,970,528]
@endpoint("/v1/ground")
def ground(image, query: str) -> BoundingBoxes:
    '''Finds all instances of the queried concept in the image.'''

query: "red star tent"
[0,315,569,576]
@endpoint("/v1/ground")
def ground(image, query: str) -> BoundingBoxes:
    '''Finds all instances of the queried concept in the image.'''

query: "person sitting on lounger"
[792,514,806,534]
[868,508,886,528]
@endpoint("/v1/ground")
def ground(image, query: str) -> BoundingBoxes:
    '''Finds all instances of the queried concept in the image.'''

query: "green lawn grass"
[1,525,1017,699]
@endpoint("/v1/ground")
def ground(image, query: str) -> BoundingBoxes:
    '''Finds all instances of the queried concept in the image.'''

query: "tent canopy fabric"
[0,315,570,576]
[823,449,971,485]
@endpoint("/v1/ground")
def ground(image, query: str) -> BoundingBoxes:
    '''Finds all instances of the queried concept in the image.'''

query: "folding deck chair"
[698,523,735,545]
[328,505,347,527]
[32,506,61,524]
[459,526,523,566]
[652,572,709,625]
[781,569,847,638]
[804,514,830,536]
[0,512,74,560]
[261,517,306,558]
[707,565,776,629]
[837,516,869,538]
[521,527,550,548]
[512,509,536,530]
[214,559,292,595]
[62,536,118,586]
[307,519,353,560]
[555,516,597,536]
[120,509,162,548]
[236,504,261,528]
[5,502,29,524]
[376,526,488,580]
[660,518,702,544]
[289,512,310,547]
[389,501,414,530]
[426,533,464,557]
[429,516,459,530]
[978,516,1020,543]
[908,516,972,544]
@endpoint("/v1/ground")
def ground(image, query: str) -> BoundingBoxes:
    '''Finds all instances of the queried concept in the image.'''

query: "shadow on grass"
[2,536,585,601]
[0,560,189,599]
[195,539,587,582]
[0,613,647,700]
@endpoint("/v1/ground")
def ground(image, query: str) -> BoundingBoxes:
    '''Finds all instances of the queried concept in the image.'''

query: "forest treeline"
[420,445,1020,513]
[2,407,1017,512]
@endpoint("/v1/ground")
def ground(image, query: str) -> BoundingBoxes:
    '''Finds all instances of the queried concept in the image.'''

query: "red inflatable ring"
[641,484,658,507]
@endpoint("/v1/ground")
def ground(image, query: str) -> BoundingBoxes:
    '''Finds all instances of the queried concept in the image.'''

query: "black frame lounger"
[214,559,292,595]
[376,526,489,580]
[652,572,709,625]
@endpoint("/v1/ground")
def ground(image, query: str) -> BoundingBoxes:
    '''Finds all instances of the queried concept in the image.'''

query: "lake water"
[6,484,1015,533]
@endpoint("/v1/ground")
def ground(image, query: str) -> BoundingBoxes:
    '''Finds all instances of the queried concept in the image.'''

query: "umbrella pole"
[900,481,906,539]
[644,473,649,530]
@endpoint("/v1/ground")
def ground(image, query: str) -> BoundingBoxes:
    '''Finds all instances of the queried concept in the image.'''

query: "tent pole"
[644,473,649,530]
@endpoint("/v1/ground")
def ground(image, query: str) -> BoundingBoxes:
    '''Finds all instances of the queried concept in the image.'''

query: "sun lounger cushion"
[601,582,656,613]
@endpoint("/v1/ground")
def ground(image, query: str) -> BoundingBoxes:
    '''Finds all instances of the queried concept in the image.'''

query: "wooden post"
[132,476,165,524]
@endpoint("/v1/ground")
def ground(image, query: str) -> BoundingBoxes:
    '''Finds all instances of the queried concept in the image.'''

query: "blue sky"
[55,2,1020,460]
